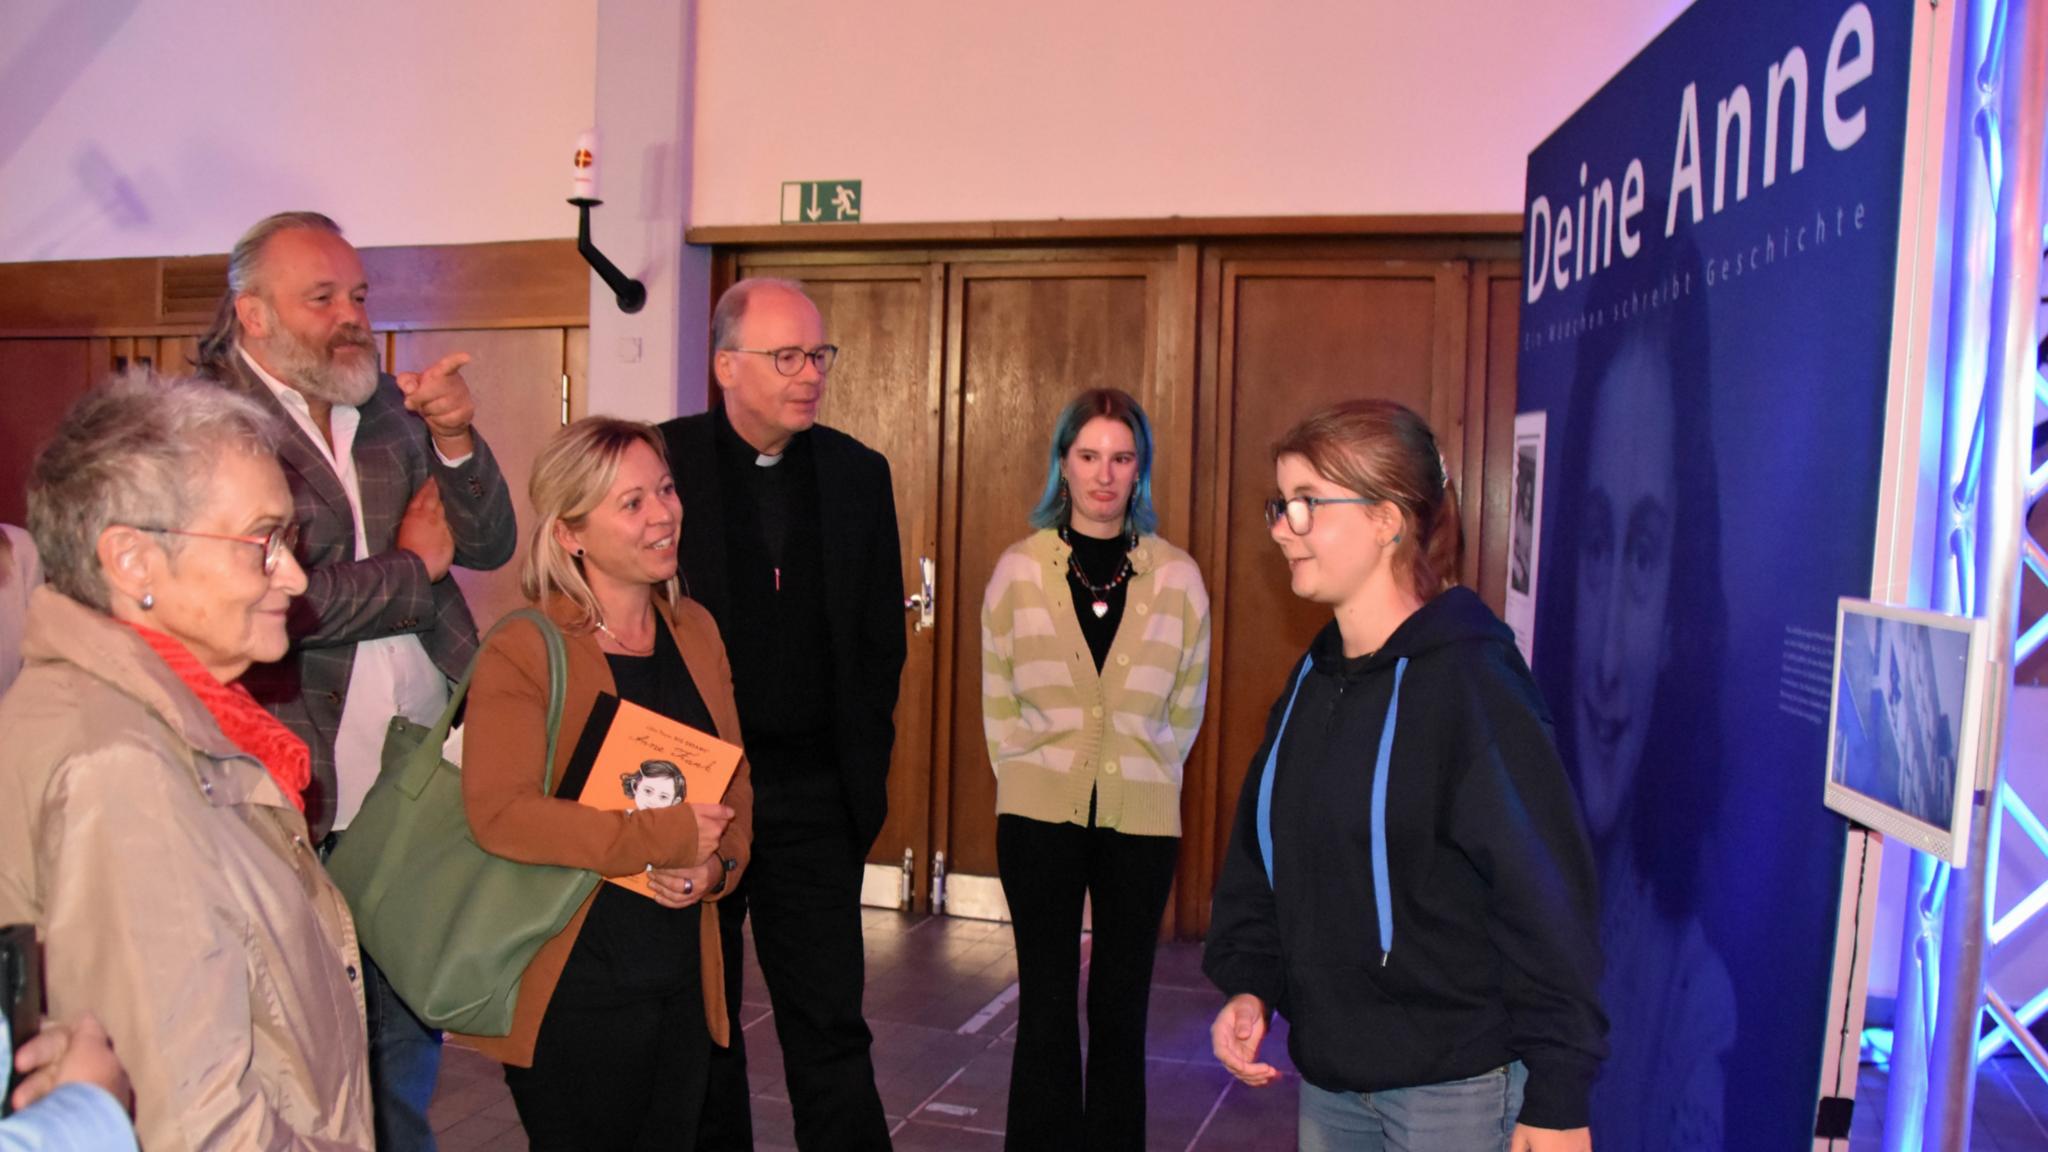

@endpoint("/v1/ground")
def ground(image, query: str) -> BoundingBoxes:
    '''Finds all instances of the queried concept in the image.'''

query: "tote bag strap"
[407,608,570,798]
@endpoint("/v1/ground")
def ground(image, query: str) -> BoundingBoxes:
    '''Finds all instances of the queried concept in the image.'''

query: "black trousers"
[699,804,891,1151]
[996,812,1179,1152]
[502,976,710,1152]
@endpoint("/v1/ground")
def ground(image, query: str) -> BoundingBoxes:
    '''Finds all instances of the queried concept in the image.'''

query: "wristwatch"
[709,856,739,895]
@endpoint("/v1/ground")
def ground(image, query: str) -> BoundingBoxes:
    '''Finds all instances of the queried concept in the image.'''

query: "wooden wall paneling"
[106,337,136,379]
[912,266,947,902]
[390,328,570,634]
[1470,263,1523,617]
[0,340,96,525]
[355,241,589,331]
[0,240,585,338]
[86,338,115,388]
[1157,242,1203,936]
[154,335,201,375]
[931,266,970,907]
[937,258,1173,902]
[1192,255,1474,933]
[0,259,161,336]
[1428,261,1473,585]
[738,244,1181,274]
[1184,244,1231,936]
[565,327,589,425]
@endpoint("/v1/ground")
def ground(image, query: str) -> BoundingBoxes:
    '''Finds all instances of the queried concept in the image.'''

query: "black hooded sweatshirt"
[1204,587,1607,1130]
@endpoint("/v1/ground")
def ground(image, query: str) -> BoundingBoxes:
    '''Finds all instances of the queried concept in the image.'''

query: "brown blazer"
[452,594,753,1066]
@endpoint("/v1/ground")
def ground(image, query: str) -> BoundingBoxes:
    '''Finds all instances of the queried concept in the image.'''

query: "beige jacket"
[0,587,373,1151]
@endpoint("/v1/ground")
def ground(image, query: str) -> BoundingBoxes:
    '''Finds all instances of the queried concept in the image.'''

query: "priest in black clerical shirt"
[662,278,906,1152]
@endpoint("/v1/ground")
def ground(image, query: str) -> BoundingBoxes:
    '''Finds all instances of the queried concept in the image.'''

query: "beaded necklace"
[1061,527,1135,619]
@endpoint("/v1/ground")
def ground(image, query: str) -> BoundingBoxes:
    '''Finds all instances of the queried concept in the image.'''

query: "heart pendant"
[1092,600,1110,618]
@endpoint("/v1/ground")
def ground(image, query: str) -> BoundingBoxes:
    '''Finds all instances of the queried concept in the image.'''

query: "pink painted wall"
[0,0,596,262]
[3,1,1700,262]
[690,0,1696,225]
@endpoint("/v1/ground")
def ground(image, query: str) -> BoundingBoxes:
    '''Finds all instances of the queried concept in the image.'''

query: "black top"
[1203,587,1608,1129]
[661,409,910,851]
[1063,529,1130,671]
[714,409,836,764]
[552,623,707,1006]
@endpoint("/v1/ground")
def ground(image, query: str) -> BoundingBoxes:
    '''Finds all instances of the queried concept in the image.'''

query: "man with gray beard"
[196,210,517,1152]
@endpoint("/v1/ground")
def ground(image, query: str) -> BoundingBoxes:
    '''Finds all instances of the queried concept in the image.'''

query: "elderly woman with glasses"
[980,387,1211,1151]
[0,373,373,1151]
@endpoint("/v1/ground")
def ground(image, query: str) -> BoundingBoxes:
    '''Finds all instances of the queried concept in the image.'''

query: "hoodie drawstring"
[1253,653,1410,968]
[1371,658,1409,966]
[1256,656,1313,889]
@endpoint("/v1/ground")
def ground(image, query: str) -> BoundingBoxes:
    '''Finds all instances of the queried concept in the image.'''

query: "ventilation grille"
[159,256,229,323]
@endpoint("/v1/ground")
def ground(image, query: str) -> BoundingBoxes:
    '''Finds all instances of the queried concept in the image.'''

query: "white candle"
[571,131,599,201]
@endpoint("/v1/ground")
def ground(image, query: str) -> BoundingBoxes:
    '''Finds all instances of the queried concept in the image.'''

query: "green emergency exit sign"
[781,180,862,223]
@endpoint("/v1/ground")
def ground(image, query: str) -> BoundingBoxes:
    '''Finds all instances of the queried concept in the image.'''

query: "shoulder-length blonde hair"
[521,417,681,632]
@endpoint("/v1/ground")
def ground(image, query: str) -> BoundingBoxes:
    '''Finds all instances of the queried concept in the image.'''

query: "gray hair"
[709,277,811,352]
[28,371,282,610]
[196,211,346,373]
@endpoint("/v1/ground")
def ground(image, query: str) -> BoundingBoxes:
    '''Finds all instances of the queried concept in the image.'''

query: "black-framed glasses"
[729,344,839,376]
[137,522,301,575]
[1263,495,1377,536]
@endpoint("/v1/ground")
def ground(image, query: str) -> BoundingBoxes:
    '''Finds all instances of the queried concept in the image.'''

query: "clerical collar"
[715,405,797,468]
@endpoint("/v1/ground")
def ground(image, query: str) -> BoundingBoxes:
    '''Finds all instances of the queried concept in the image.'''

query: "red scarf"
[125,622,311,813]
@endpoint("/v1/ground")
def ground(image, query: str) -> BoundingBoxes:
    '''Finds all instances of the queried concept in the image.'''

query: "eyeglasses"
[728,344,839,376]
[137,522,301,575]
[1263,495,1377,536]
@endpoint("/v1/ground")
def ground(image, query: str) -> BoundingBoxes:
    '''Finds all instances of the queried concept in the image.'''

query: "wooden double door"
[724,236,1521,937]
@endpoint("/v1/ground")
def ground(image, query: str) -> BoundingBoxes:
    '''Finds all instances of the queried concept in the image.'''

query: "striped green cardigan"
[980,528,1211,836]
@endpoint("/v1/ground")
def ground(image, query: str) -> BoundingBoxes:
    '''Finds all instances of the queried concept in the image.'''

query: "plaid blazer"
[208,355,518,838]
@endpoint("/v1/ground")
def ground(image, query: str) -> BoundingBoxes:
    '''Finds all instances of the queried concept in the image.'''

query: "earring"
[1059,479,1071,506]
[1390,533,1403,545]
[140,592,155,610]
[573,548,584,558]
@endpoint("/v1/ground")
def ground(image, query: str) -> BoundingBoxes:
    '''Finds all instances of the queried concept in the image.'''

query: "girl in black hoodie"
[1204,400,1606,1152]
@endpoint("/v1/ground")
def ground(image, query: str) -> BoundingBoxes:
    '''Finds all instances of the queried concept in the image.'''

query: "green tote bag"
[326,608,600,1037]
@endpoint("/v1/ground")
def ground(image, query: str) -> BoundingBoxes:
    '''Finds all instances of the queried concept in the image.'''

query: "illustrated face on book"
[622,760,686,809]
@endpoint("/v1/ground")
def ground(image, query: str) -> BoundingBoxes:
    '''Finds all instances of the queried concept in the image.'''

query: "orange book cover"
[569,695,742,901]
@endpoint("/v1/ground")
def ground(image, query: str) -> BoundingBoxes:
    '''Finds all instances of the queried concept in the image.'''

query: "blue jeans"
[361,947,442,1151]
[1297,1062,1527,1152]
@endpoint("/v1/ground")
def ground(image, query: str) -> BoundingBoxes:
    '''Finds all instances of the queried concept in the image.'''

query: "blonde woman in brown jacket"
[454,418,753,1149]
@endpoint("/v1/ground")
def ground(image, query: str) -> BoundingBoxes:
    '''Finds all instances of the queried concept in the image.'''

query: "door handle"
[903,556,936,633]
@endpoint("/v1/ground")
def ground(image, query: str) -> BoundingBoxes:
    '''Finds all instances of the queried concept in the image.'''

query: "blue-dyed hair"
[1027,388,1158,536]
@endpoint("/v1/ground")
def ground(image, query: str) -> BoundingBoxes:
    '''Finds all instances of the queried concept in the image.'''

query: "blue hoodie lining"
[1254,652,1409,967]
[1371,658,1409,966]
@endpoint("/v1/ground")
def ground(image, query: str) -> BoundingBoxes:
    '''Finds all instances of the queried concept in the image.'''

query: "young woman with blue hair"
[981,387,1211,1150]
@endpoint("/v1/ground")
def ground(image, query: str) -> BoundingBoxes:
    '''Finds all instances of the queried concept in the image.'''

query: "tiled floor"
[429,910,2048,1151]
[430,909,1296,1151]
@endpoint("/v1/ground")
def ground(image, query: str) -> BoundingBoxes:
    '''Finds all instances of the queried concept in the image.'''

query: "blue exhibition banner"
[1518,1,1916,1147]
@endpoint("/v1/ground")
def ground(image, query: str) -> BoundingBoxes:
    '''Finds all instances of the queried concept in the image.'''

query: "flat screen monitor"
[1824,599,1991,867]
